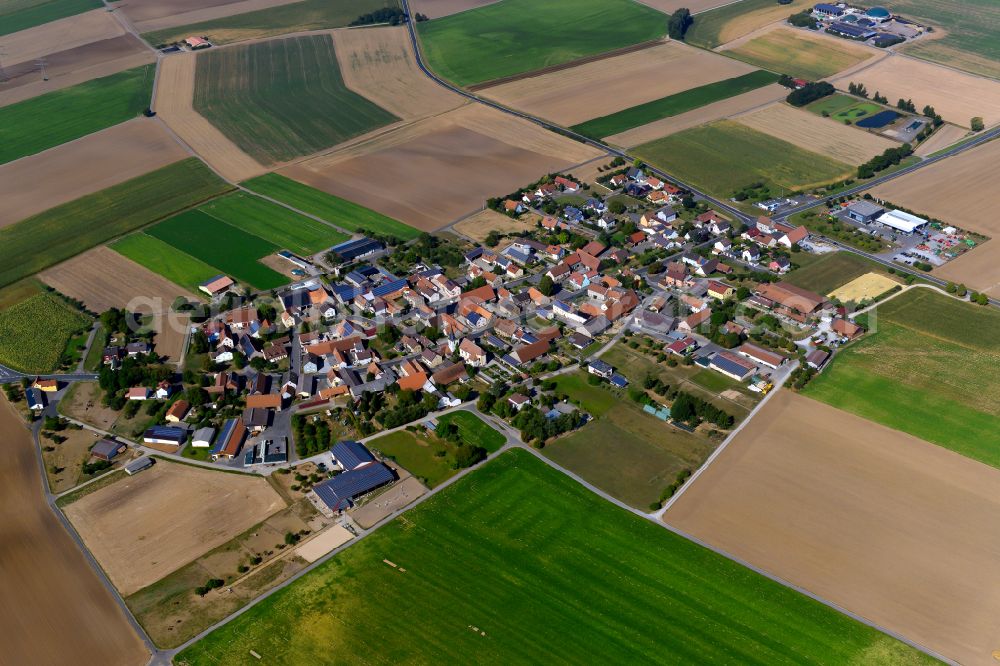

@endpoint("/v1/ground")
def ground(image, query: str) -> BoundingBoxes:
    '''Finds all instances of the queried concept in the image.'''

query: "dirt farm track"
[64,459,285,596]
[666,391,1000,665]
[0,400,147,664]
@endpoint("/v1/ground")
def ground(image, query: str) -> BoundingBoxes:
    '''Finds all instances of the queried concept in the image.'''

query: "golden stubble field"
[117,0,304,33]
[284,103,603,231]
[606,83,786,147]
[155,52,266,182]
[827,272,899,302]
[666,391,1000,666]
[833,56,1000,129]
[734,102,897,165]
[0,399,148,664]
[407,0,499,18]
[65,460,286,595]
[331,26,465,120]
[480,40,756,126]
[0,119,189,227]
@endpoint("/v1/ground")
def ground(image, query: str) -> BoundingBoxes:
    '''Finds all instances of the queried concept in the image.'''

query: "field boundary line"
[657,360,797,517]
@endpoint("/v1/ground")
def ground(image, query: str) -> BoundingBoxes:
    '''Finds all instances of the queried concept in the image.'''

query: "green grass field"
[0,159,231,289]
[417,0,667,87]
[0,65,154,164]
[726,28,871,80]
[0,293,90,372]
[0,0,101,36]
[572,70,779,139]
[146,211,287,291]
[198,193,349,254]
[633,121,852,199]
[784,251,897,295]
[111,234,221,293]
[143,0,392,47]
[436,410,505,452]
[806,94,883,122]
[242,173,419,240]
[175,450,930,665]
[884,0,1000,78]
[684,0,813,49]
[193,34,397,164]
[367,429,457,487]
[805,289,1000,467]
[551,371,619,416]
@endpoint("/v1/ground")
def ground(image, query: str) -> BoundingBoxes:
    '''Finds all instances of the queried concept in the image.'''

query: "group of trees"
[857,143,913,179]
[97,356,172,410]
[292,414,332,457]
[787,81,835,107]
[788,10,818,28]
[511,406,585,447]
[436,422,487,468]
[388,233,464,269]
[350,7,405,25]
[377,389,440,429]
[667,8,693,40]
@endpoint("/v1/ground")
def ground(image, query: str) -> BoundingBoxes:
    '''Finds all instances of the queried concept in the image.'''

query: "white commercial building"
[877,209,927,234]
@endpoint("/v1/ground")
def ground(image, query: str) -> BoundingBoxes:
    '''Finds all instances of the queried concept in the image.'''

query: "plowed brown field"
[65,459,285,596]
[2,9,123,64]
[0,119,188,227]
[0,399,148,664]
[666,391,1000,666]
[404,0,498,18]
[125,0,304,33]
[155,53,265,182]
[284,104,602,230]
[481,41,754,126]
[331,26,465,120]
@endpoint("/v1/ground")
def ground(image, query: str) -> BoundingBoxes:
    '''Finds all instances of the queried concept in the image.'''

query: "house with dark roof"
[311,463,395,513]
[332,440,376,471]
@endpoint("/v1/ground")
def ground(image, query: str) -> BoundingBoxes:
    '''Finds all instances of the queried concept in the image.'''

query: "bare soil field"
[480,41,754,127]
[331,26,465,120]
[155,52,265,182]
[152,310,190,364]
[0,399,148,664]
[666,391,1000,666]
[1,9,124,64]
[452,208,538,243]
[606,83,786,147]
[126,0,304,33]
[0,35,153,108]
[832,56,1000,129]
[111,0,250,23]
[350,471,427,529]
[65,459,285,595]
[914,123,969,157]
[827,271,899,302]
[284,104,602,231]
[40,246,197,312]
[0,119,188,227]
[407,0,499,19]
[294,524,354,562]
[41,427,119,494]
[60,381,120,431]
[735,102,897,165]
[935,249,1000,299]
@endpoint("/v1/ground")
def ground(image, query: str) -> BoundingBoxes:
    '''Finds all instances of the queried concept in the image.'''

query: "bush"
[787,82,834,107]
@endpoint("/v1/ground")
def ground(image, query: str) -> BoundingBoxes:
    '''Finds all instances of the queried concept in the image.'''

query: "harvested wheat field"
[720,26,878,81]
[666,391,1000,666]
[713,0,814,47]
[124,0,304,33]
[606,82,786,147]
[65,459,285,596]
[284,104,602,231]
[452,208,538,243]
[0,119,188,227]
[827,272,898,302]
[915,124,969,157]
[935,248,1000,299]
[833,57,1000,129]
[408,0,499,18]
[0,400,147,664]
[155,53,265,182]
[481,41,755,126]
[735,102,896,165]
[40,246,196,312]
[332,26,464,120]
